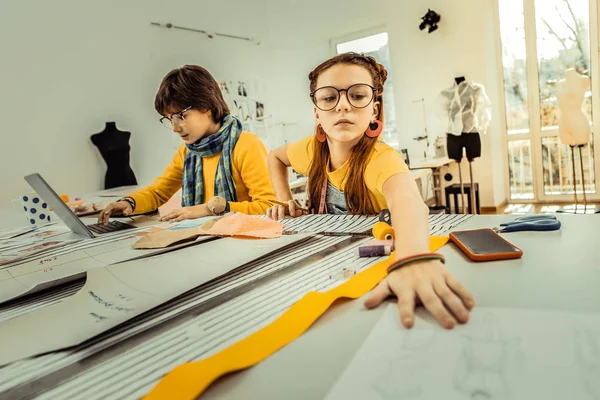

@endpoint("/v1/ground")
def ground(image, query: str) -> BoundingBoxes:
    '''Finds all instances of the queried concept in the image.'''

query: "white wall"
[1,0,508,209]
[0,0,271,205]
[264,0,507,208]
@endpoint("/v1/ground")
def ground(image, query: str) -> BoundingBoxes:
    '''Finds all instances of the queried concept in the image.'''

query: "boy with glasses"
[99,65,276,225]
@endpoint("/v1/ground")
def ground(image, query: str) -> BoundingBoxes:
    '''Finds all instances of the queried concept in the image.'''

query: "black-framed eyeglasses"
[310,84,376,111]
[159,106,192,129]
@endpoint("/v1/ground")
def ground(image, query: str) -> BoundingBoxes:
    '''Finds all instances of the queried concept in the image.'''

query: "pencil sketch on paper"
[325,306,600,400]
[370,326,438,400]
[372,358,423,400]
[453,313,525,400]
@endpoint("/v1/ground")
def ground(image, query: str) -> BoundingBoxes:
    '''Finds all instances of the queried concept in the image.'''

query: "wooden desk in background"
[409,156,454,207]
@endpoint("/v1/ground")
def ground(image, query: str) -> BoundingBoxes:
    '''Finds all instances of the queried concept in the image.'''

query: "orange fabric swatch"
[143,236,449,400]
[199,213,283,239]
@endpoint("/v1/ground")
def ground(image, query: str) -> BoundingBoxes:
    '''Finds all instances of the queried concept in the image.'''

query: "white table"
[199,214,600,399]
[2,214,596,399]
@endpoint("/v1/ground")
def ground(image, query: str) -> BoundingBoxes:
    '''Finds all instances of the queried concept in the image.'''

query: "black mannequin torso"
[445,76,481,161]
[91,122,137,189]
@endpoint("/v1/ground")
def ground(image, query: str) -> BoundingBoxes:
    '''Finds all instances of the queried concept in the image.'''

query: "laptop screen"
[24,173,94,239]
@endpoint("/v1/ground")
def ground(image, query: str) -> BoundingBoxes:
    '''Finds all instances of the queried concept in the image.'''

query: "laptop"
[24,173,137,239]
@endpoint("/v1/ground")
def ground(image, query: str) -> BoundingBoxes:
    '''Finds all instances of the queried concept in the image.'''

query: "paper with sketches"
[0,233,310,366]
[325,305,600,400]
[0,239,81,266]
[0,225,211,305]
[158,189,182,218]
[133,213,284,249]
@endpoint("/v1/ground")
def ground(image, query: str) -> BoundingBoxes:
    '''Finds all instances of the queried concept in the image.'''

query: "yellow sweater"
[128,132,276,215]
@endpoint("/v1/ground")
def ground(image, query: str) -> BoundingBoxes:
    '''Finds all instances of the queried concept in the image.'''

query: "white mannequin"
[557,68,590,146]
[556,68,594,212]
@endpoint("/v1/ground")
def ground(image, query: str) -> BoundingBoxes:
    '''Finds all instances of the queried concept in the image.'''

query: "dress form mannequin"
[438,77,491,213]
[556,69,598,213]
[91,122,138,189]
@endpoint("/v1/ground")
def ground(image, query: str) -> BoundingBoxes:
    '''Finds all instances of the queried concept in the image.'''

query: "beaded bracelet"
[387,252,445,274]
[118,197,136,213]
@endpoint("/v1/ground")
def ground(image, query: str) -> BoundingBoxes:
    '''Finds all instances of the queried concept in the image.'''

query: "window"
[498,0,597,201]
[333,31,399,148]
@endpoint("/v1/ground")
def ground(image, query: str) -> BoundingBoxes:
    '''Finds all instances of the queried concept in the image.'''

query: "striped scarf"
[181,115,242,206]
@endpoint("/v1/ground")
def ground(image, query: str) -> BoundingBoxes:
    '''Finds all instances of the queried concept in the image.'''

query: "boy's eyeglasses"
[310,84,376,111]
[159,106,192,129]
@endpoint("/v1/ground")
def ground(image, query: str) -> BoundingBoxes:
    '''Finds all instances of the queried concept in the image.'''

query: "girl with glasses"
[99,65,276,225]
[266,53,474,330]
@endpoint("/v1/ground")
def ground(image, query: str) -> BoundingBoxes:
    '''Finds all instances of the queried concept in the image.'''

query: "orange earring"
[316,124,327,143]
[365,120,383,137]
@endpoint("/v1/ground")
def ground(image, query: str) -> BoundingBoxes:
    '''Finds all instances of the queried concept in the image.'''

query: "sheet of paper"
[0,234,311,366]
[133,214,284,249]
[0,239,81,266]
[325,304,600,400]
[0,226,36,240]
[17,224,71,240]
[0,226,191,304]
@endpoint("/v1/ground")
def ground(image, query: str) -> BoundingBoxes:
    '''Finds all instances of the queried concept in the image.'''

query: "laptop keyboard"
[87,220,137,235]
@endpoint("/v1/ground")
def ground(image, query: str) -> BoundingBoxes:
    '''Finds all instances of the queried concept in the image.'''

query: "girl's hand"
[266,200,305,220]
[364,259,475,329]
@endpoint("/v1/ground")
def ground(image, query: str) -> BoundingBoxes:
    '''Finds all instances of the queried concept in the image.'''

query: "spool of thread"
[372,222,395,240]
[359,245,392,257]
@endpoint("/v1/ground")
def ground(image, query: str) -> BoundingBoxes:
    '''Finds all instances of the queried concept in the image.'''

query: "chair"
[445,183,480,214]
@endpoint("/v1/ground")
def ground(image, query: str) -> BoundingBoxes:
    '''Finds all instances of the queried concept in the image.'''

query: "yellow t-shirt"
[128,132,276,215]
[286,136,410,212]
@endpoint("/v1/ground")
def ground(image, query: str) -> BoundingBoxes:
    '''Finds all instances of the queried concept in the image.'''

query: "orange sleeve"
[228,134,277,215]
[127,144,186,214]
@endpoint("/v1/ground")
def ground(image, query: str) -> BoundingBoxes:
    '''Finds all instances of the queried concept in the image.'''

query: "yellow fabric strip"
[144,236,449,400]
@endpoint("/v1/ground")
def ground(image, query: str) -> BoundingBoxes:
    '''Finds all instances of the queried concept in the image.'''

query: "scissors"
[493,214,561,233]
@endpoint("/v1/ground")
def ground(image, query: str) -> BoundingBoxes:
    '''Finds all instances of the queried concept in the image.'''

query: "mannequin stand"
[468,159,476,214]
[457,160,466,214]
[455,159,478,214]
[557,145,600,214]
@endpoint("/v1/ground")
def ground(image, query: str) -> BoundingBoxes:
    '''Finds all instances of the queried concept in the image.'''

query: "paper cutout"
[0,234,311,366]
[133,214,284,249]
[200,213,283,238]
[143,236,449,400]
[132,227,204,249]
